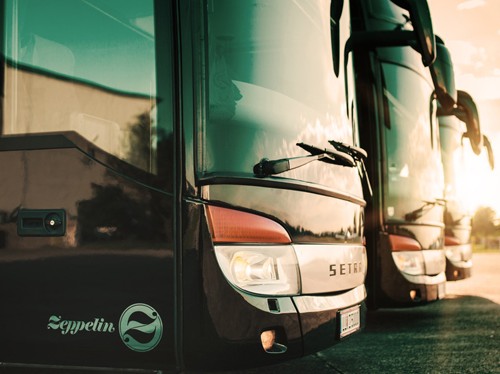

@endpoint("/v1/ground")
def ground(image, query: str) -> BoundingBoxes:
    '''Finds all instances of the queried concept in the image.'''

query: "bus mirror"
[455,90,483,155]
[431,37,456,114]
[346,0,436,67]
[390,0,436,66]
[483,135,495,170]
[331,0,344,77]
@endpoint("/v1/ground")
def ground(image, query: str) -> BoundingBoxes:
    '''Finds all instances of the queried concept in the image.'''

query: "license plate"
[338,305,361,339]
[438,282,446,299]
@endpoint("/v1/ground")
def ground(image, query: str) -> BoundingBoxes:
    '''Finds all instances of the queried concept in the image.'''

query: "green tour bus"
[0,0,369,372]
[349,0,448,307]
[433,37,495,281]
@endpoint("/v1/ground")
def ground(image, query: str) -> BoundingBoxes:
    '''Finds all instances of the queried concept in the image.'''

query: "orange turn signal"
[206,206,291,244]
[444,235,461,246]
[389,234,422,251]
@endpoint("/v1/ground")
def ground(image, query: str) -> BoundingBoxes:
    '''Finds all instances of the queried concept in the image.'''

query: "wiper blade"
[328,139,367,161]
[329,139,372,197]
[297,142,355,167]
[405,198,446,221]
[253,142,355,178]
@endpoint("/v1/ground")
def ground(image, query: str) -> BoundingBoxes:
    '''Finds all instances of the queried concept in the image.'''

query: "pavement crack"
[314,352,345,374]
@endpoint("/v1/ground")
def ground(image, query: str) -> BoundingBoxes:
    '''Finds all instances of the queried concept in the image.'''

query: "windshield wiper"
[253,142,355,178]
[405,198,446,221]
[328,140,367,161]
[297,142,356,167]
[329,139,372,197]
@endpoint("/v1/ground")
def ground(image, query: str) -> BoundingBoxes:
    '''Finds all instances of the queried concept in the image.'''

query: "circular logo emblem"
[119,303,163,352]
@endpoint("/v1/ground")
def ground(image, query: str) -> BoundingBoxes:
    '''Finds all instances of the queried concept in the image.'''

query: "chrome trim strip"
[386,221,446,229]
[448,259,473,268]
[422,249,446,275]
[199,175,366,206]
[235,285,367,315]
[239,294,298,314]
[400,271,447,285]
[293,284,366,313]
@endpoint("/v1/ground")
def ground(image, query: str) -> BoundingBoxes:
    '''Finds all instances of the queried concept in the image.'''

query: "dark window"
[2,0,174,177]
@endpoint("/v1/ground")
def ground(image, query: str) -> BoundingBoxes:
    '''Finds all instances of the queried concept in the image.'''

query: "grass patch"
[472,242,500,253]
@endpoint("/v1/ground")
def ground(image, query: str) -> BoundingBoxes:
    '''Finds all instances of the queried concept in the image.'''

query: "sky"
[428,0,500,216]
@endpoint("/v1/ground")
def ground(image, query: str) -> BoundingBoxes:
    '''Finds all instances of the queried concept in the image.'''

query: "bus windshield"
[382,62,444,223]
[201,0,361,195]
[439,117,474,226]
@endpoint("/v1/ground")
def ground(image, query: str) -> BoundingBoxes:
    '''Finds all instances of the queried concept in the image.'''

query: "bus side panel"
[0,146,175,371]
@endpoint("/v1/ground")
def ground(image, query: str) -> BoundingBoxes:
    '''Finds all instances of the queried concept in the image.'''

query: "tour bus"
[433,38,495,281]
[0,0,368,372]
[348,0,448,306]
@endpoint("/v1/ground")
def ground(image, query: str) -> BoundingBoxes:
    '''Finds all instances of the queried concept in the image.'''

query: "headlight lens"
[445,244,472,263]
[445,247,462,262]
[392,251,425,276]
[231,252,277,283]
[215,245,300,295]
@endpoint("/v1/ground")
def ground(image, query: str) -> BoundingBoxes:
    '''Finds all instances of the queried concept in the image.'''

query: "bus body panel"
[0,142,176,370]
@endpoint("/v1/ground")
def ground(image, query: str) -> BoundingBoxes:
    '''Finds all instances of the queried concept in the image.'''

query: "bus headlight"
[215,246,301,296]
[445,247,462,263]
[392,251,425,276]
[445,245,472,263]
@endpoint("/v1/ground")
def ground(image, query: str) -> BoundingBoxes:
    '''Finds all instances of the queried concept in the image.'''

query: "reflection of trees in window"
[472,206,496,238]
[75,109,174,247]
[286,222,360,243]
[77,183,170,246]
[444,209,454,237]
[154,128,174,189]
[127,111,155,173]
[124,109,174,187]
[209,39,242,121]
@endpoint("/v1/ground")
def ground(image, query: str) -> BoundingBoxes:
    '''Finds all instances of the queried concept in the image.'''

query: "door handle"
[17,209,66,237]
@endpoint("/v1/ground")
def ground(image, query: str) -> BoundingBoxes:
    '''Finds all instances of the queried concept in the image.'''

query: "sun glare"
[457,147,500,216]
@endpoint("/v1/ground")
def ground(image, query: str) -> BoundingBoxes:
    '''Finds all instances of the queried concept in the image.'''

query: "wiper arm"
[253,153,332,178]
[405,198,446,221]
[253,142,355,178]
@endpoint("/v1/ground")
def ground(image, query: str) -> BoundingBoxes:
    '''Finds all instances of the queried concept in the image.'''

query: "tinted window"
[2,0,173,176]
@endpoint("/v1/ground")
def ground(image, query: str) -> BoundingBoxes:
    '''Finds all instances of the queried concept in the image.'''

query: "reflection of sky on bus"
[429,0,500,216]
[5,0,155,96]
